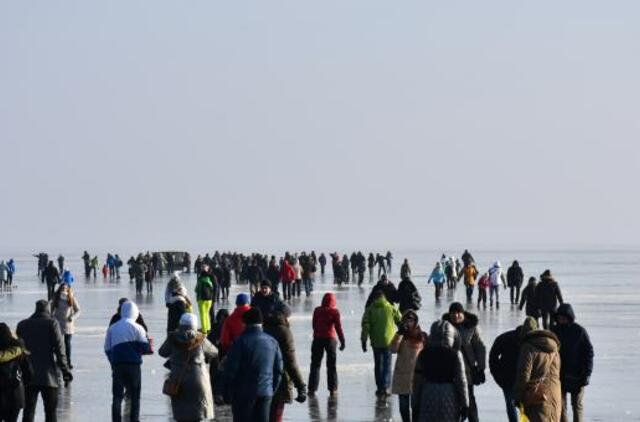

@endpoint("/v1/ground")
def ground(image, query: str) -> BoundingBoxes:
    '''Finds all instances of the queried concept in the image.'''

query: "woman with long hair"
[51,283,81,368]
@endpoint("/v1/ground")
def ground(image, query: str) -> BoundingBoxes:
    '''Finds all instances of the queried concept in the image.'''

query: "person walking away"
[489,317,538,422]
[427,262,446,302]
[308,293,345,396]
[56,255,64,274]
[82,251,91,278]
[442,302,486,422]
[477,273,489,309]
[399,259,411,280]
[263,313,307,422]
[90,256,99,279]
[302,258,316,297]
[16,300,73,422]
[0,261,8,289]
[551,304,594,422]
[159,313,218,422]
[507,261,524,305]
[51,284,80,369]
[0,323,33,422]
[104,301,153,422]
[165,276,193,333]
[293,258,303,297]
[385,251,393,273]
[220,293,251,354]
[515,326,562,422]
[519,277,540,322]
[195,268,215,334]
[445,258,457,289]
[488,261,507,308]
[280,259,296,301]
[220,308,283,422]
[461,249,475,267]
[412,320,468,422]
[43,262,60,301]
[109,298,149,333]
[390,310,427,422]
[397,276,421,314]
[460,263,479,304]
[133,258,145,294]
[361,290,402,398]
[535,270,564,329]
[6,259,15,288]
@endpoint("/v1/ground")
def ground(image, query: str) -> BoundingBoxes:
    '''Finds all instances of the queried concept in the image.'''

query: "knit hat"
[179,313,199,330]
[449,302,464,314]
[236,293,250,306]
[519,316,538,338]
[243,307,263,325]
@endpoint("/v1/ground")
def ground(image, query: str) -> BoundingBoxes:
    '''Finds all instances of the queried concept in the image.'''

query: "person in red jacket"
[308,292,346,396]
[220,293,251,353]
[280,259,296,301]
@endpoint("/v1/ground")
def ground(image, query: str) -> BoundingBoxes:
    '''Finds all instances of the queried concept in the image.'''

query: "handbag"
[523,353,554,406]
[162,348,193,397]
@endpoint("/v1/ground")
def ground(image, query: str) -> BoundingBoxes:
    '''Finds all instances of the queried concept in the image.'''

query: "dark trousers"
[63,335,72,367]
[282,283,292,300]
[232,396,272,422]
[503,388,519,422]
[294,280,301,297]
[111,364,141,422]
[541,310,556,329]
[398,394,412,422]
[0,407,19,422]
[372,348,392,393]
[23,386,58,422]
[434,284,443,301]
[308,338,338,392]
[478,288,487,307]
[46,283,56,301]
[465,285,474,302]
[510,286,521,304]
[468,384,479,422]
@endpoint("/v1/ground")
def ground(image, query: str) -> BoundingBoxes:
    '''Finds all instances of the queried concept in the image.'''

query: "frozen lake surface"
[0,248,638,421]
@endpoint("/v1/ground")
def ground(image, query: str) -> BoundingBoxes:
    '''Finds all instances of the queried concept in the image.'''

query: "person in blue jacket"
[221,307,283,422]
[104,301,153,422]
[7,258,15,286]
[427,262,446,301]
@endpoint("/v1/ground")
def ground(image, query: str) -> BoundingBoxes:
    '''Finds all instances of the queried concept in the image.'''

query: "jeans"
[23,386,58,422]
[466,285,475,302]
[111,363,141,422]
[398,394,412,422]
[308,338,338,392]
[232,396,272,422]
[372,348,392,393]
[478,288,487,307]
[64,334,72,367]
[561,387,585,422]
[510,285,521,304]
[503,388,519,422]
[434,283,443,301]
[282,283,292,301]
[489,285,500,306]
[303,278,313,296]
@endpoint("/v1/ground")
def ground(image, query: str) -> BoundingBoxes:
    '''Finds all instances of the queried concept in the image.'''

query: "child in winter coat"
[478,273,490,309]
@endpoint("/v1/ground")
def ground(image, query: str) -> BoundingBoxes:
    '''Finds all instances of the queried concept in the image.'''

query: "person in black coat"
[551,304,594,422]
[518,277,540,322]
[250,280,291,328]
[0,323,33,422]
[506,261,524,304]
[365,275,399,308]
[109,298,149,333]
[534,270,564,329]
[16,300,73,422]
[397,276,421,313]
[489,317,538,422]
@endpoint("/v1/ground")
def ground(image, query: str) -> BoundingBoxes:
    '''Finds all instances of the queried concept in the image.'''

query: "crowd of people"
[0,249,595,422]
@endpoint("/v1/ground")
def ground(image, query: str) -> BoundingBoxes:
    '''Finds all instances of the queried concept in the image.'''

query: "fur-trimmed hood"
[442,311,479,330]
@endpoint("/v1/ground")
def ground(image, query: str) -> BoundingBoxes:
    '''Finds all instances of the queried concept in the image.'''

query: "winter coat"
[43,265,60,285]
[507,265,524,287]
[104,302,152,365]
[264,321,306,403]
[109,312,148,333]
[442,312,486,377]
[7,260,16,275]
[280,261,296,284]
[413,345,468,421]
[159,329,218,421]
[390,322,426,394]
[515,330,562,422]
[221,325,283,401]
[167,295,191,333]
[312,293,345,343]
[195,275,214,301]
[16,311,68,387]
[535,278,564,313]
[52,295,81,335]
[460,265,478,286]
[397,278,422,313]
[519,282,540,317]
[0,345,31,411]
[488,265,506,287]
[251,293,290,327]
[361,296,402,349]
[489,327,522,391]
[428,268,446,285]
[220,305,250,352]
[551,304,594,393]
[0,262,8,280]
[365,280,399,308]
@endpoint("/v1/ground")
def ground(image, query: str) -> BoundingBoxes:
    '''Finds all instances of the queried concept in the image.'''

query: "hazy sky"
[1,1,639,252]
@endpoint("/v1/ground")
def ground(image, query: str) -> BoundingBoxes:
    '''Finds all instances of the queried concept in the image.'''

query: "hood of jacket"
[171,329,205,350]
[322,292,337,308]
[523,330,560,353]
[555,303,575,323]
[429,320,456,348]
[442,311,479,330]
[402,309,419,324]
[120,301,139,321]
[372,296,392,309]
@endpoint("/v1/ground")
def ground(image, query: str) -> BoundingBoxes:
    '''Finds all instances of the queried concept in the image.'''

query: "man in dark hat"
[250,280,291,328]
[17,300,73,422]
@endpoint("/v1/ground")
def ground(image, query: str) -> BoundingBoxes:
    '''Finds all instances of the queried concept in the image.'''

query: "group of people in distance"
[0,249,593,422]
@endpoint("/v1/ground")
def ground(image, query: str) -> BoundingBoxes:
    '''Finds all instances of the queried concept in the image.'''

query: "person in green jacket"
[361,289,402,398]
[195,267,215,334]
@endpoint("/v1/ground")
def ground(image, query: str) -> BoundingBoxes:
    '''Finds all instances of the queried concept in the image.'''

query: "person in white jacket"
[488,262,507,308]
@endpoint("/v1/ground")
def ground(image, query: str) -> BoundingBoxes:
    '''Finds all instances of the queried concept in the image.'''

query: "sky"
[1,1,639,252]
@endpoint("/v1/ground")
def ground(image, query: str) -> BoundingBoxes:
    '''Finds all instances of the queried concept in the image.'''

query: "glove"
[361,341,367,353]
[62,371,73,387]
[473,368,486,385]
[339,341,346,351]
[67,316,73,322]
[460,406,469,420]
[295,389,307,403]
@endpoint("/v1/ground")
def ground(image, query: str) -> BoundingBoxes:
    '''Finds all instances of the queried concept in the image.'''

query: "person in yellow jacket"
[460,263,479,303]
[361,289,402,398]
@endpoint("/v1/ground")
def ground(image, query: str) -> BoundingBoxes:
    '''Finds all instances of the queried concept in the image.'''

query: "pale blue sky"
[1,1,639,251]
